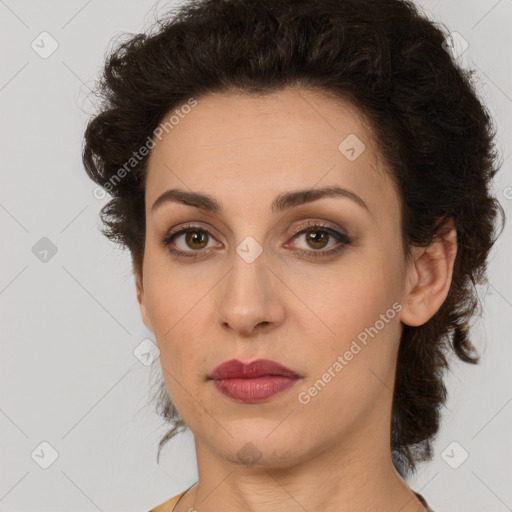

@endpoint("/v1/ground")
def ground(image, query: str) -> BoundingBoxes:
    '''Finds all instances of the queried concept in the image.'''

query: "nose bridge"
[215,236,284,335]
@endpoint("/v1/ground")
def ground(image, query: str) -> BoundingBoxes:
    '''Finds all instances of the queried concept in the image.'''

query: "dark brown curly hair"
[82,0,505,477]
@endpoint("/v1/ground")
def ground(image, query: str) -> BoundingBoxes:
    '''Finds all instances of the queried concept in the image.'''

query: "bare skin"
[137,86,457,512]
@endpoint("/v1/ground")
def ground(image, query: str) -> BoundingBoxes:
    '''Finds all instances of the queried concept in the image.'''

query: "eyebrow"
[151,185,369,215]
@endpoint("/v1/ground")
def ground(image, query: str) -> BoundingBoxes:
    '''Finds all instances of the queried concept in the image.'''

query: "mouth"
[209,358,301,380]
[208,359,302,403]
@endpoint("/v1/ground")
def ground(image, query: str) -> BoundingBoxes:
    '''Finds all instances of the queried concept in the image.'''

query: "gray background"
[1,1,511,511]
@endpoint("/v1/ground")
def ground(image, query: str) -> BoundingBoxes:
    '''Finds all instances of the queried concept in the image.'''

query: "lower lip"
[212,376,299,403]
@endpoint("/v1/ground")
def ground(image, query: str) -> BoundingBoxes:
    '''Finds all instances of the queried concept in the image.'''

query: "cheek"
[144,262,213,374]
[293,251,403,391]
[152,308,209,419]
[299,257,399,340]
[294,280,402,429]
[141,263,197,377]
[142,244,202,335]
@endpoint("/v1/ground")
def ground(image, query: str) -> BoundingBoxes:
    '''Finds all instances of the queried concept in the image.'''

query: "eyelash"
[161,221,353,261]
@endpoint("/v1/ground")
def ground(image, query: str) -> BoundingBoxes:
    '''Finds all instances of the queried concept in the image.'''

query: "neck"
[176,407,426,512]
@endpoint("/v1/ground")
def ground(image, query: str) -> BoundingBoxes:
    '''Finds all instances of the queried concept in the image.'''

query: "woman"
[82,0,504,510]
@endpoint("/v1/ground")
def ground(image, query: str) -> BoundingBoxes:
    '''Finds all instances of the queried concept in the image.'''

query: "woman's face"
[137,87,416,467]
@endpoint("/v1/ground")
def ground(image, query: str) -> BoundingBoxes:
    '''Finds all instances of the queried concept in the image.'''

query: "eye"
[286,221,352,259]
[162,224,219,259]
[161,221,353,260]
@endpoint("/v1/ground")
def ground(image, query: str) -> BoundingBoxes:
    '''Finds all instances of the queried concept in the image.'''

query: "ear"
[400,218,458,327]
[135,269,154,332]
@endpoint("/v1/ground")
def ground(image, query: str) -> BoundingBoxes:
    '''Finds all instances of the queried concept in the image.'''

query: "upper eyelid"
[166,221,347,246]
[166,219,344,236]
[166,222,222,242]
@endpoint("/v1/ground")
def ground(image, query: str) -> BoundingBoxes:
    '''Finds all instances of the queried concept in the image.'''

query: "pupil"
[308,230,327,248]
[188,231,206,249]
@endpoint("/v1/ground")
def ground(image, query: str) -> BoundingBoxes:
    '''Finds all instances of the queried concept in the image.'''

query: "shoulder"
[147,490,187,512]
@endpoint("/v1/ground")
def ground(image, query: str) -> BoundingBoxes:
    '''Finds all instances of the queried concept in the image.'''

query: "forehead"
[145,87,397,219]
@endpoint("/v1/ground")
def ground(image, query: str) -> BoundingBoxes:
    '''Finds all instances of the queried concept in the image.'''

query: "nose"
[215,249,286,339]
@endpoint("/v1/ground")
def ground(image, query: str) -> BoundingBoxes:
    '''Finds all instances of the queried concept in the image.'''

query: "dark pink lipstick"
[209,359,301,403]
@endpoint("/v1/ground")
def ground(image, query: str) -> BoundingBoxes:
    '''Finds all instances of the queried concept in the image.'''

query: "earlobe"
[400,218,458,327]
[135,271,154,332]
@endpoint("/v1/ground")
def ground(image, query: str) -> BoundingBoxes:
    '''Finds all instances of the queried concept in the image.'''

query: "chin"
[212,429,311,468]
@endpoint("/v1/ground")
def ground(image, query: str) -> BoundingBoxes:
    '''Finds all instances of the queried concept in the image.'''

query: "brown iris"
[305,230,329,250]
[185,230,208,250]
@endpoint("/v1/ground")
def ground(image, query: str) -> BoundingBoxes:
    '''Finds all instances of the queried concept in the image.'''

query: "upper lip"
[209,359,301,380]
